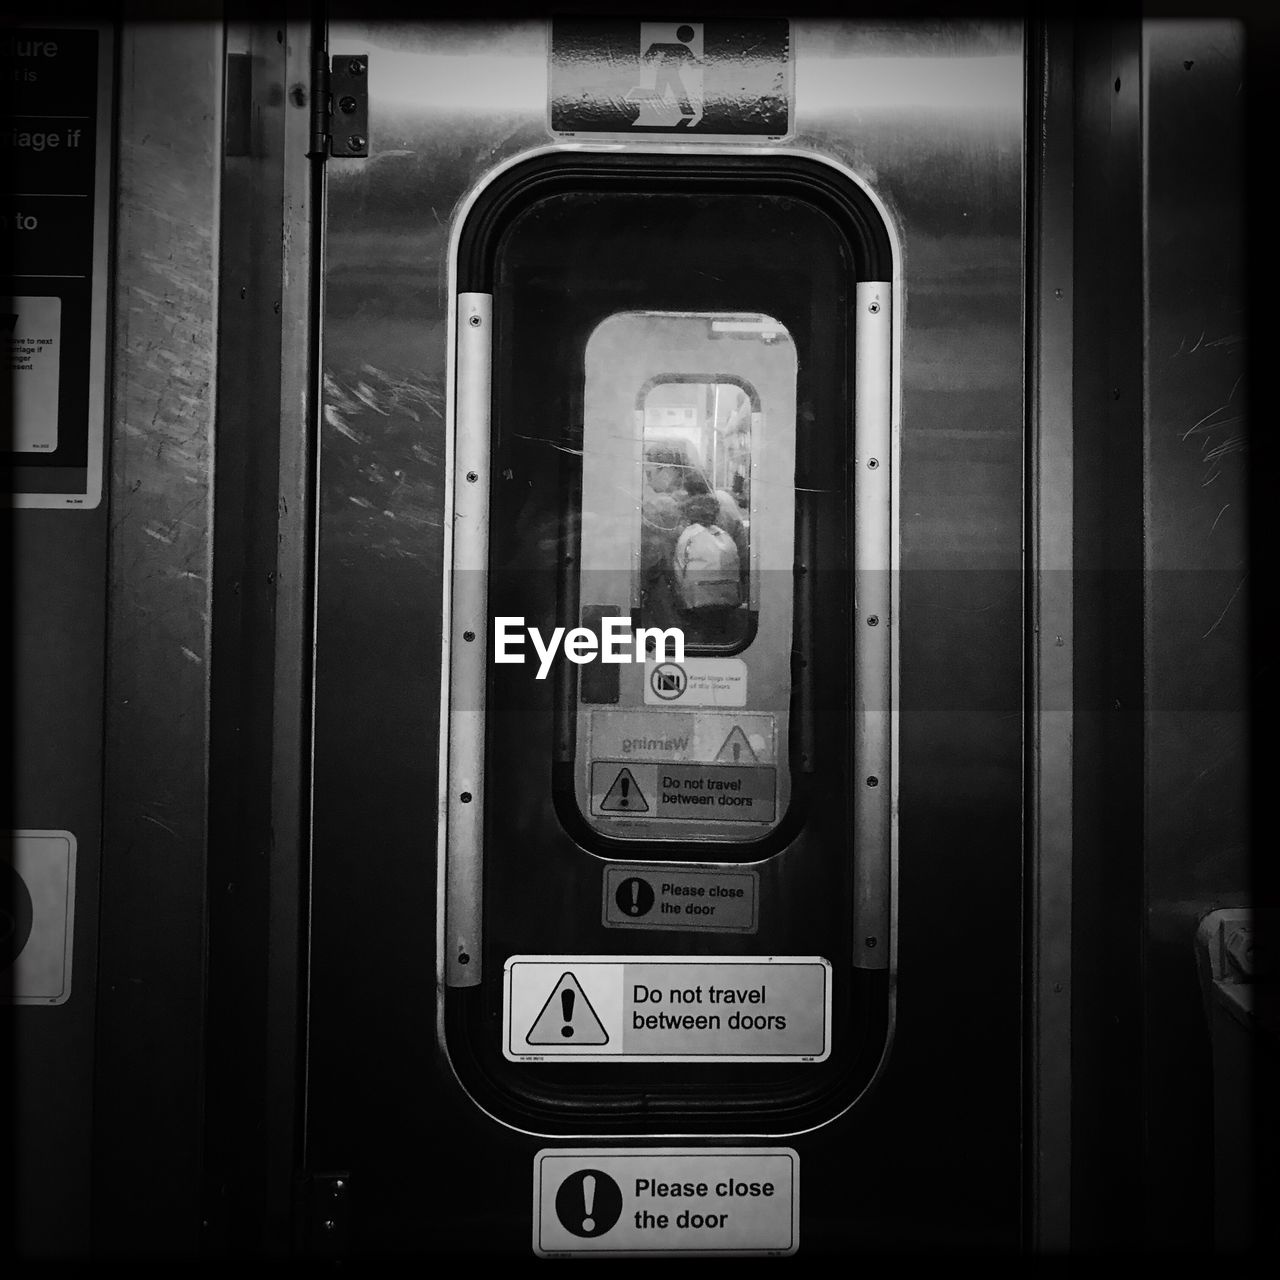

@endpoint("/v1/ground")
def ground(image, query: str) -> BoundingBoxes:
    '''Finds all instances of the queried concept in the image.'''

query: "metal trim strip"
[445,292,492,988]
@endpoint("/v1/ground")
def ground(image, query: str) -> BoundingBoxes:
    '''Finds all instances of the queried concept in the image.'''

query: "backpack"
[674,522,741,610]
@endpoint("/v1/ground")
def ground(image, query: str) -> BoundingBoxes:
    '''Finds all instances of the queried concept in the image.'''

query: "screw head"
[460,792,473,803]
[347,134,366,151]
[338,95,358,114]
[865,936,878,948]
[348,58,366,76]
[466,471,478,483]
[468,314,482,327]
[463,630,476,642]
[867,457,879,470]
[867,615,879,627]
[866,776,879,788]
[868,300,881,314]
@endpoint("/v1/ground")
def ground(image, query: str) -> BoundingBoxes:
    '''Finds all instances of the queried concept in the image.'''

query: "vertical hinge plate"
[327,53,369,158]
[308,46,330,158]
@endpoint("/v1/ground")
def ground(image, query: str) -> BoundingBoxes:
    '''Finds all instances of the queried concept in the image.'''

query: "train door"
[306,17,1025,1256]
[443,154,893,1151]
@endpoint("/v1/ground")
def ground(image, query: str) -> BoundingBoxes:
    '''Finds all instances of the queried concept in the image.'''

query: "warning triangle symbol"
[526,972,610,1046]
[715,726,758,764]
[600,767,650,812]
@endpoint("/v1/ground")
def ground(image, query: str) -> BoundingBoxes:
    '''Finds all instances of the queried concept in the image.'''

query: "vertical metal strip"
[270,12,321,1237]
[445,292,492,987]
[1028,20,1074,1251]
[853,281,892,970]
[96,19,222,1252]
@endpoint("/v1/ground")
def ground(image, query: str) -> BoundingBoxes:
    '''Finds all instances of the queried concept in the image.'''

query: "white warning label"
[590,761,775,822]
[504,955,830,1062]
[603,865,758,933]
[534,1148,799,1257]
[4,297,61,452]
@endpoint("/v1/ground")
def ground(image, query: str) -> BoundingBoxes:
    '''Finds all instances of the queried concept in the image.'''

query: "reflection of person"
[683,471,748,591]
[641,443,750,637]
[641,445,688,626]
[672,492,743,644]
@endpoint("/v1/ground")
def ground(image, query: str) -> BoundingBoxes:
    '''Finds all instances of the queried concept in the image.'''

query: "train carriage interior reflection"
[3,6,1274,1262]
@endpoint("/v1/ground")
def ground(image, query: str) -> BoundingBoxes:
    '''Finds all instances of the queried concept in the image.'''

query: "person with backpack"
[672,492,743,641]
[682,471,748,594]
[640,443,691,628]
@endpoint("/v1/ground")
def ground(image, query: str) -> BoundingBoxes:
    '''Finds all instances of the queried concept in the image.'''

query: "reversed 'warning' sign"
[505,956,830,1062]
[598,767,650,813]
[590,710,775,765]
[526,972,610,1045]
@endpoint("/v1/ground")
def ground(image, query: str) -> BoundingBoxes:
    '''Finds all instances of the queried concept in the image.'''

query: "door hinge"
[310,51,368,159]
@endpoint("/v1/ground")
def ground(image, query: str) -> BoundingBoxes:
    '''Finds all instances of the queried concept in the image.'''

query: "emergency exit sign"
[550,18,791,138]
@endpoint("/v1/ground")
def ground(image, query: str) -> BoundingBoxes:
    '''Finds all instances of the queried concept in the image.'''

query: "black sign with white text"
[3,28,104,501]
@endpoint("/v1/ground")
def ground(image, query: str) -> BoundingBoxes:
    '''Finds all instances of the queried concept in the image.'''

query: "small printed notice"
[5,297,61,451]
[603,864,758,933]
[534,1148,799,1257]
[645,659,747,707]
[504,955,830,1062]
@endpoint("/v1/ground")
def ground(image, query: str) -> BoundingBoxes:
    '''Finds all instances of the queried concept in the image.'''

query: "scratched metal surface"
[1141,22,1249,1246]
[310,18,1023,1251]
[92,25,220,1254]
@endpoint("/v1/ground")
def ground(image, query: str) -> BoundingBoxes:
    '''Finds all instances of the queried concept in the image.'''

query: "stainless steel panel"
[1142,20,1249,1247]
[94,21,221,1254]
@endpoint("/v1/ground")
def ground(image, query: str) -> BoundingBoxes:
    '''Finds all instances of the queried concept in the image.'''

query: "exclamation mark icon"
[581,1174,596,1233]
[619,775,631,807]
[630,880,640,915]
[561,988,575,1037]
